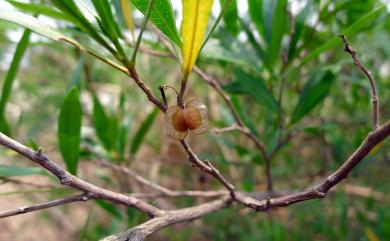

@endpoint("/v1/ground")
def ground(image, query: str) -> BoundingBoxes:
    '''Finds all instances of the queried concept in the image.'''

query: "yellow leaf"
[364,227,381,241]
[182,0,214,80]
[121,0,135,40]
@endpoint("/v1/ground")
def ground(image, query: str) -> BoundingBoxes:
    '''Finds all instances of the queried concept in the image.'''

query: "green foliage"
[291,71,336,124]
[0,9,69,41]
[130,108,158,155]
[95,200,122,219]
[58,87,82,175]
[0,29,31,136]
[91,0,122,42]
[0,0,389,239]
[92,94,118,152]
[298,5,386,67]
[225,69,278,113]
[0,165,47,177]
[131,0,182,47]
[67,56,85,91]
[5,0,73,22]
[219,0,239,36]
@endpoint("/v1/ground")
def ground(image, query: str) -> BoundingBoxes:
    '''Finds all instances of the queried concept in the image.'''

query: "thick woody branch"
[0,193,93,219]
[339,34,379,129]
[0,132,163,217]
[101,197,232,241]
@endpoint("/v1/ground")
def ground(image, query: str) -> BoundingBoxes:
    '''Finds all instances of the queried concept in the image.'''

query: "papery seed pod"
[165,99,210,140]
[185,99,210,135]
[165,105,188,140]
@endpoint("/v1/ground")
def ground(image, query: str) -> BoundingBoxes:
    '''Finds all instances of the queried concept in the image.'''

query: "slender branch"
[0,132,163,217]
[212,124,247,135]
[339,34,379,129]
[97,160,226,198]
[235,120,390,210]
[0,193,93,219]
[177,78,187,108]
[130,0,155,66]
[61,38,129,75]
[180,140,236,199]
[125,66,166,112]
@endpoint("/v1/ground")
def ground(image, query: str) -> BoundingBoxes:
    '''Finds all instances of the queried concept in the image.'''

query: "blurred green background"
[0,0,390,240]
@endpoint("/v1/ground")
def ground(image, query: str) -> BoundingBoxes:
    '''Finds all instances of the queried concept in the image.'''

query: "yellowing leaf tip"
[182,0,214,80]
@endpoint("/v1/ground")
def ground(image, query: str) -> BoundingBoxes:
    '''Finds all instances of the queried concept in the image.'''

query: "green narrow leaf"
[95,200,122,219]
[58,87,83,175]
[231,95,259,136]
[49,0,116,53]
[0,9,69,41]
[202,40,260,73]
[118,119,131,157]
[0,29,31,136]
[0,165,47,177]
[0,9,110,58]
[130,108,158,154]
[298,5,385,67]
[291,71,335,124]
[91,0,122,41]
[234,69,279,112]
[240,19,268,69]
[219,0,239,36]
[67,56,85,91]
[287,1,313,61]
[92,94,115,151]
[77,214,91,241]
[263,0,287,66]
[5,0,73,22]
[247,0,263,35]
[131,0,182,47]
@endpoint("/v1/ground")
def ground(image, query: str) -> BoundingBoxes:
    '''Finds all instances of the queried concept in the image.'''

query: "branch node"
[339,34,380,129]
[60,176,72,186]
[35,148,43,158]
[17,207,26,212]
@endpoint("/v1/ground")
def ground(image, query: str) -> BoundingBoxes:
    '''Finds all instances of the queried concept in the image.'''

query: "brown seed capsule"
[165,99,210,140]
[183,106,201,130]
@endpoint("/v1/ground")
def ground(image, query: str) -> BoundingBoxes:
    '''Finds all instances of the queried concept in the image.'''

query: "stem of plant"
[177,79,187,108]
[129,0,155,67]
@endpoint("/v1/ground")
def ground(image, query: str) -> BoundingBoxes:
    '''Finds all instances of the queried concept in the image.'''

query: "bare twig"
[180,140,236,199]
[0,193,93,219]
[97,160,227,198]
[339,34,379,129]
[0,133,163,217]
[212,124,249,135]
[125,66,166,112]
[235,120,390,211]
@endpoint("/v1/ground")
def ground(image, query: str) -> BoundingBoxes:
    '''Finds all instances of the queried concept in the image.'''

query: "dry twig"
[339,34,380,129]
